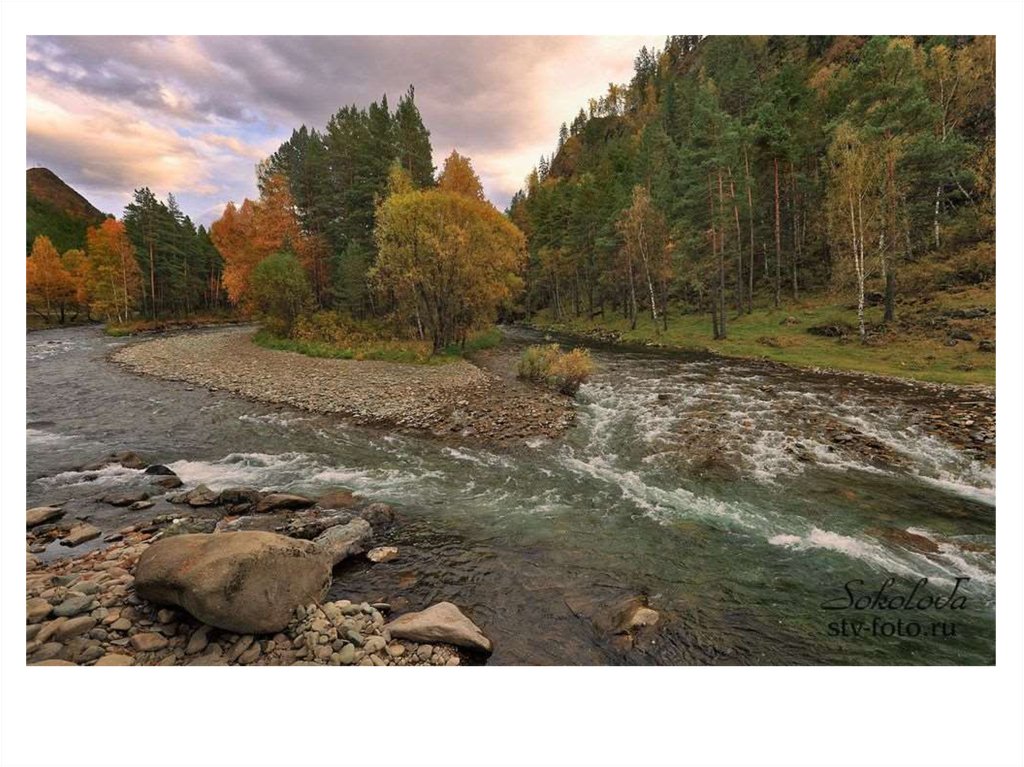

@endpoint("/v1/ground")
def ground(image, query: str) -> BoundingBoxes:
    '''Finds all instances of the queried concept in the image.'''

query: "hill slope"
[27,167,107,254]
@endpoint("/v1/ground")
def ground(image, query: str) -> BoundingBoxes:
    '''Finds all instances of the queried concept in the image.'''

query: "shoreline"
[522,319,995,394]
[111,327,575,448]
[26,466,486,667]
[522,321,995,466]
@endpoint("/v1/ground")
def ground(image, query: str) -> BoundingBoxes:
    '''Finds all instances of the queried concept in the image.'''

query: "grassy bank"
[529,287,994,386]
[104,313,239,337]
[252,327,502,365]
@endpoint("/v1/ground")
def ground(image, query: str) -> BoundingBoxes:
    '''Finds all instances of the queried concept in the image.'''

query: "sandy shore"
[112,328,574,445]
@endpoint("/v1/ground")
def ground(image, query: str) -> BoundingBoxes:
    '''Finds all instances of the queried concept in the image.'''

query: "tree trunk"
[773,157,782,310]
[744,147,755,314]
[717,169,727,339]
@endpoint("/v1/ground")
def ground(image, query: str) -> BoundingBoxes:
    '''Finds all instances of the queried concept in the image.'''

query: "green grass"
[252,326,502,365]
[104,313,239,337]
[530,289,995,387]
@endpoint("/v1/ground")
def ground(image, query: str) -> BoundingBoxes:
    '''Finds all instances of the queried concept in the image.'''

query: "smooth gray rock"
[386,602,492,653]
[135,532,332,634]
[313,518,372,566]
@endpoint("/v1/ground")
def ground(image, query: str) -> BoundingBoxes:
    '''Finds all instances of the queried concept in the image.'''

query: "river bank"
[26,458,489,666]
[112,327,574,447]
[524,318,995,467]
[524,286,996,388]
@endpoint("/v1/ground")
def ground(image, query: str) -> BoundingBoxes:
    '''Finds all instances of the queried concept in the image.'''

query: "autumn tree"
[26,235,76,323]
[60,248,90,320]
[437,150,485,199]
[372,157,526,350]
[617,185,671,329]
[86,219,142,323]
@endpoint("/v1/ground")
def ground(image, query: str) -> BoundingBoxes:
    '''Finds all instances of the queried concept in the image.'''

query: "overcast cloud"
[26,35,660,224]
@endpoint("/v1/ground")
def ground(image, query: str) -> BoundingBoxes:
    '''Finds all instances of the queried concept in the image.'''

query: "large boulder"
[135,532,332,634]
[313,518,372,566]
[386,602,492,653]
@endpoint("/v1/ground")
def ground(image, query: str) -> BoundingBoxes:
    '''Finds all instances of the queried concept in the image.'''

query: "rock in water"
[367,546,399,563]
[255,492,315,514]
[316,489,359,510]
[386,602,492,653]
[143,464,176,476]
[26,506,64,528]
[314,518,372,566]
[60,523,101,547]
[135,532,332,634]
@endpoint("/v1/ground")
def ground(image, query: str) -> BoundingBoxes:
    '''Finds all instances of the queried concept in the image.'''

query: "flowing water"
[26,326,995,665]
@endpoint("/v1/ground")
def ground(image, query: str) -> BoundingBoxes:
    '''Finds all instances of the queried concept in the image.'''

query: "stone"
[156,608,177,624]
[110,618,132,632]
[94,654,135,666]
[135,532,332,634]
[31,659,77,666]
[54,616,97,641]
[367,546,399,563]
[337,643,356,665]
[27,597,52,623]
[978,339,995,352]
[27,506,64,528]
[144,464,176,476]
[386,642,405,657]
[313,518,373,566]
[185,625,211,655]
[949,327,973,342]
[183,485,219,507]
[82,451,146,471]
[36,618,67,644]
[60,523,102,547]
[29,643,64,662]
[237,643,261,665]
[153,476,183,490]
[53,595,96,618]
[386,602,492,653]
[130,632,169,652]
[363,635,386,654]
[316,489,359,510]
[216,487,261,508]
[130,500,155,511]
[255,492,315,514]
[416,644,433,660]
[226,635,254,662]
[357,502,395,528]
[102,490,150,507]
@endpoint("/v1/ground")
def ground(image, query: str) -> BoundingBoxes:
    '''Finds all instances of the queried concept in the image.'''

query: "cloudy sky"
[27,36,661,224]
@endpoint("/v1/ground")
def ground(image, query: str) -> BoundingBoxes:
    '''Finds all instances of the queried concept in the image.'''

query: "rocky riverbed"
[112,328,574,446]
[26,456,493,667]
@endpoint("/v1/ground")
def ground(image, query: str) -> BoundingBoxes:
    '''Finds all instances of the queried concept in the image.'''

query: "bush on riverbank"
[517,344,594,395]
[254,310,502,364]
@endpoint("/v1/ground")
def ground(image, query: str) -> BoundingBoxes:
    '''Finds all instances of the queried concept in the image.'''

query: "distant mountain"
[26,167,108,254]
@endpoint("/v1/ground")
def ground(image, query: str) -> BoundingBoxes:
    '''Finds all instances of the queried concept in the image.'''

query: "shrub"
[517,344,594,395]
[249,251,313,336]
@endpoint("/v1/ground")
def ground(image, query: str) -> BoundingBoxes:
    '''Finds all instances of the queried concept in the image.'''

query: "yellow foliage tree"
[437,150,485,200]
[27,235,76,323]
[372,167,525,351]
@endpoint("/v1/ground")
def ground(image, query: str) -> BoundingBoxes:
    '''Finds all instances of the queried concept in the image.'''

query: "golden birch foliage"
[372,188,526,350]
[86,219,142,322]
[437,150,485,200]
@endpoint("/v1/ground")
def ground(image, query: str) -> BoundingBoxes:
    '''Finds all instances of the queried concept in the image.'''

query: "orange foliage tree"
[211,173,329,310]
[26,235,76,323]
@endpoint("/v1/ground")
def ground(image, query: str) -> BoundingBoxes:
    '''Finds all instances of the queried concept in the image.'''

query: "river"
[26,325,995,665]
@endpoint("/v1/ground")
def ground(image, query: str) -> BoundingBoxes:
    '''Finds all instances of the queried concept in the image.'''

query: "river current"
[26,326,995,664]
